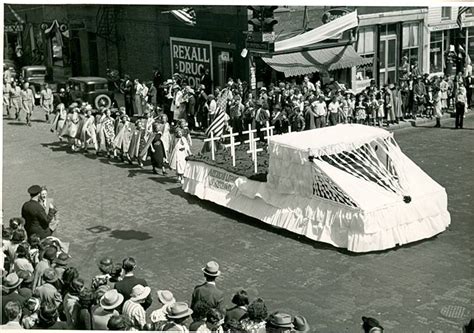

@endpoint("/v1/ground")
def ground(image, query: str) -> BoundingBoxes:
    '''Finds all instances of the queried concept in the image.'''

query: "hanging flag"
[457,7,471,29]
[205,108,226,139]
[171,7,196,26]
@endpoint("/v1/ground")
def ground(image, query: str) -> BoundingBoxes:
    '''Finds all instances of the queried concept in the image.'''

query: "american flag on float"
[171,7,197,26]
[457,7,472,29]
[205,108,226,138]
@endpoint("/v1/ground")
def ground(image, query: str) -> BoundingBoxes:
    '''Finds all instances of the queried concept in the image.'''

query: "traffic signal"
[261,6,278,33]
[248,6,263,32]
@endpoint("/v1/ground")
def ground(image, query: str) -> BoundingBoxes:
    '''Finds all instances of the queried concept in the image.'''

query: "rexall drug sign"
[170,37,213,89]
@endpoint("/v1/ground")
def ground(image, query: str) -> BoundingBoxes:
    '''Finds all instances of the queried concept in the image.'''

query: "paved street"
[2,110,473,332]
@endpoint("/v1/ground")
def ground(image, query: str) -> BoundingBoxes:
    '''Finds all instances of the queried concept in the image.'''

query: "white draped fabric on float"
[182,124,451,253]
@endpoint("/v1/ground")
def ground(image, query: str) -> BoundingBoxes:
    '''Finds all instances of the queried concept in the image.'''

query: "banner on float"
[170,37,213,89]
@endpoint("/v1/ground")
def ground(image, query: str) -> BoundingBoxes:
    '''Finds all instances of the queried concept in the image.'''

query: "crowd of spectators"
[1,186,390,331]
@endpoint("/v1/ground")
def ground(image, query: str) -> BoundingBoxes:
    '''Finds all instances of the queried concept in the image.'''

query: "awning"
[262,45,373,77]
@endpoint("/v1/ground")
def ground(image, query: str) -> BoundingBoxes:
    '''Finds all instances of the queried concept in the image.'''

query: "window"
[441,7,452,20]
[402,22,420,66]
[430,31,443,73]
[356,27,375,81]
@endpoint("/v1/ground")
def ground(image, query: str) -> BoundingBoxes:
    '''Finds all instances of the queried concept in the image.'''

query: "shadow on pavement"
[149,176,179,185]
[6,121,27,126]
[109,229,152,241]
[41,142,71,153]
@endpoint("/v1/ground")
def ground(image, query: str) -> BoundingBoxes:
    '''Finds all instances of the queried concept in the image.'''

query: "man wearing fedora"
[266,311,294,333]
[162,302,194,332]
[0,301,23,329]
[2,273,26,324]
[191,261,225,316]
[92,289,123,330]
[150,289,176,324]
[33,268,62,307]
[122,284,150,329]
[115,257,153,310]
[21,185,57,239]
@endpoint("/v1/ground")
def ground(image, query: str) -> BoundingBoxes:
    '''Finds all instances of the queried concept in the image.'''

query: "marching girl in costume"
[50,103,67,140]
[155,113,172,161]
[80,108,98,153]
[74,105,90,151]
[113,115,132,162]
[127,120,147,168]
[61,106,80,151]
[98,108,116,158]
[169,128,192,184]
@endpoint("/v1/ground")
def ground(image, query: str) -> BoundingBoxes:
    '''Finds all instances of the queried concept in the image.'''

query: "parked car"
[67,77,116,109]
[21,65,48,104]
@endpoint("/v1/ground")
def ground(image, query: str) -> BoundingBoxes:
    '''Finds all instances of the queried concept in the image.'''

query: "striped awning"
[262,45,373,77]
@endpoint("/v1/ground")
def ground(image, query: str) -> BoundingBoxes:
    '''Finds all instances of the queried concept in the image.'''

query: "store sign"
[170,37,213,89]
[429,20,474,31]
[207,168,238,192]
[5,24,24,32]
[322,8,351,24]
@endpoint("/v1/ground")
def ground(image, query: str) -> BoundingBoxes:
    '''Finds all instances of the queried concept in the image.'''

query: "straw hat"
[157,290,176,305]
[166,302,193,319]
[100,289,124,310]
[130,284,151,302]
[202,261,221,277]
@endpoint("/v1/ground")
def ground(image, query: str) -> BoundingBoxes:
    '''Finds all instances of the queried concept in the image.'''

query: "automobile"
[21,65,48,104]
[67,76,116,109]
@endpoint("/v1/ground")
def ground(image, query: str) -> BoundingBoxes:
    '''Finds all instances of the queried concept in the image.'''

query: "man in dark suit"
[191,261,225,316]
[114,257,152,310]
[21,185,57,239]
[121,75,134,117]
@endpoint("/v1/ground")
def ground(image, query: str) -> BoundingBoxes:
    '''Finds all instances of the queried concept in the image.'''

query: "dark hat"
[43,268,59,283]
[268,312,293,328]
[362,316,383,330]
[54,253,70,266]
[43,246,58,261]
[293,315,310,332]
[28,185,42,196]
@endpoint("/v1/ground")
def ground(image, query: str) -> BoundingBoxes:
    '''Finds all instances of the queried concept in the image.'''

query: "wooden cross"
[242,124,257,150]
[262,121,275,144]
[222,127,241,167]
[203,131,220,161]
[247,138,263,174]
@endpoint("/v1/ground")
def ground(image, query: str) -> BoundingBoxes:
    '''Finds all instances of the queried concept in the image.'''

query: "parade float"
[183,124,451,252]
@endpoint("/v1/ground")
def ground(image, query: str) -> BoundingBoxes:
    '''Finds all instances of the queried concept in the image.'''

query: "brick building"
[3,4,249,91]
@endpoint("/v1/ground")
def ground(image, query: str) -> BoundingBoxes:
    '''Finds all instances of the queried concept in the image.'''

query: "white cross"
[203,131,220,161]
[262,121,275,144]
[222,127,241,167]
[288,124,292,133]
[242,124,257,150]
[247,139,264,174]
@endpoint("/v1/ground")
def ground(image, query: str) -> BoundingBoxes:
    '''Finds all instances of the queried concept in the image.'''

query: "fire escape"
[96,5,122,74]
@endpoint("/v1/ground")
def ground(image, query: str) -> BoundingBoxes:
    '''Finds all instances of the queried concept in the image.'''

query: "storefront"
[354,8,428,89]
[427,7,474,76]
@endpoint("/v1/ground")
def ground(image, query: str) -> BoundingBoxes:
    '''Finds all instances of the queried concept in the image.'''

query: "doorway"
[379,35,397,85]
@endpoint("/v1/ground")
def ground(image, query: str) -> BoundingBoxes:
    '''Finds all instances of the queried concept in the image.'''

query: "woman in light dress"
[169,129,192,184]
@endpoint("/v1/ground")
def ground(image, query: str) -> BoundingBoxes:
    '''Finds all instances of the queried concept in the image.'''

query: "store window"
[356,27,375,81]
[441,7,452,20]
[402,22,420,66]
[430,31,443,73]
